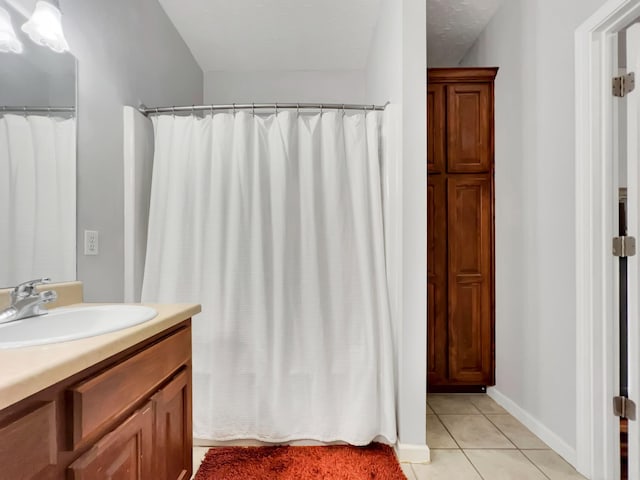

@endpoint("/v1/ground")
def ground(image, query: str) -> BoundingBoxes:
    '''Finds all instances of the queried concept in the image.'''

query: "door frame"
[575,1,640,478]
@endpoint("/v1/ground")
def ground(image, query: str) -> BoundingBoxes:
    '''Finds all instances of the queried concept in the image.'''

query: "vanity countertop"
[0,302,201,411]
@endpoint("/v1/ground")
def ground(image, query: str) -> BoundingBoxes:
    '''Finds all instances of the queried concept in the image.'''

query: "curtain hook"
[320,104,323,115]
[210,104,214,116]
[252,103,255,116]
[191,104,195,116]
[172,106,176,118]
[342,104,345,117]
[155,107,159,115]
[232,103,236,115]
[48,107,51,118]
[296,103,300,116]
[275,102,278,116]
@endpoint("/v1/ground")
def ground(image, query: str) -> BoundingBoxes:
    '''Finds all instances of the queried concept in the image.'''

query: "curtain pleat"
[0,115,76,286]
[142,111,396,445]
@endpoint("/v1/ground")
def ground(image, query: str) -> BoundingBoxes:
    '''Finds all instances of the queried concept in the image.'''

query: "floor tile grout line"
[435,406,488,480]
[432,396,552,480]
[437,412,464,451]
[518,450,553,480]
[463,448,553,480]
[430,408,462,451]
[483,411,550,451]
[459,447,536,450]
[480,411,520,450]
[459,448,488,480]
[432,396,531,480]
[437,412,518,450]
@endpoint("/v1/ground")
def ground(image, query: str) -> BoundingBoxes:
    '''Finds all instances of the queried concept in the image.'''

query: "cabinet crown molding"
[428,67,499,84]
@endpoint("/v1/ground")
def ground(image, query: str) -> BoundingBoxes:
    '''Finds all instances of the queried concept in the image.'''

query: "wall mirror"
[0,0,77,288]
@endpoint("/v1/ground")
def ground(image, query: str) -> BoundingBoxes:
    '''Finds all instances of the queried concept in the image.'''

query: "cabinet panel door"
[68,402,154,480]
[427,84,446,173]
[447,175,493,384]
[0,402,57,479]
[446,84,492,173]
[427,175,448,385]
[152,369,192,480]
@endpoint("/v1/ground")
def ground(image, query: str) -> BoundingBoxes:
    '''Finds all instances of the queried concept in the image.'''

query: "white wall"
[204,70,366,104]
[123,107,154,303]
[61,0,203,301]
[366,0,402,105]
[365,0,427,455]
[0,3,75,108]
[0,56,75,106]
[461,0,609,458]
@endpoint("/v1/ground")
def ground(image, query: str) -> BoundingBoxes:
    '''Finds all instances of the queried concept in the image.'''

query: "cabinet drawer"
[0,402,57,479]
[69,327,190,448]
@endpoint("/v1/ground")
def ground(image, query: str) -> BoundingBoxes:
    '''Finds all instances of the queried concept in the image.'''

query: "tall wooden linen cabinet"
[427,67,498,392]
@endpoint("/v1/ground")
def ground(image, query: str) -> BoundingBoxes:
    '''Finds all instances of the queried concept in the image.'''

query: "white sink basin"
[0,305,158,349]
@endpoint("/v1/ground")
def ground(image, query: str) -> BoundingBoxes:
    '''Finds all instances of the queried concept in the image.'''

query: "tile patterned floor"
[402,394,586,480]
[192,446,208,479]
[191,394,587,480]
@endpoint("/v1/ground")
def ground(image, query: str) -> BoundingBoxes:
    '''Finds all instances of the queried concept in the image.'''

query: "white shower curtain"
[142,110,396,445]
[0,114,76,287]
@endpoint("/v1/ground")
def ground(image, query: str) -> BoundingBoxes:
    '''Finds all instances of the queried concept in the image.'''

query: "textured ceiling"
[428,0,503,67]
[157,0,384,72]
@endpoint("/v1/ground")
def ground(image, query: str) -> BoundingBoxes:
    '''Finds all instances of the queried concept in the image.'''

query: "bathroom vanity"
[0,289,200,480]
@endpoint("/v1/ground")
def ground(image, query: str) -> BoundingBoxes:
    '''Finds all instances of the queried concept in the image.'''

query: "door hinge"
[613,396,636,420]
[613,72,636,97]
[613,236,636,257]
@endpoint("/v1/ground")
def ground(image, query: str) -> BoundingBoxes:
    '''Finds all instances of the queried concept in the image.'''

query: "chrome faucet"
[0,278,58,325]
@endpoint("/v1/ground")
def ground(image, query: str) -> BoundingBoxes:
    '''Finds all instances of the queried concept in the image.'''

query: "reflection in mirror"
[0,1,76,287]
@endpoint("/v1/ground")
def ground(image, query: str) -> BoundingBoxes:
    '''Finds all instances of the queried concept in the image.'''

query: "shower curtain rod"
[139,102,388,116]
[1,106,75,114]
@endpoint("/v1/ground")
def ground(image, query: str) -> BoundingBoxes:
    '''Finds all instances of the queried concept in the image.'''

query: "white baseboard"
[394,443,430,464]
[487,387,576,466]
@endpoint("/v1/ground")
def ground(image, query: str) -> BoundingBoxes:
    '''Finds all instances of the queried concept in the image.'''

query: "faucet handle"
[39,290,58,304]
[11,278,51,300]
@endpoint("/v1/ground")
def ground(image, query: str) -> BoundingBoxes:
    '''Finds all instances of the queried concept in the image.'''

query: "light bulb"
[21,0,69,53]
[0,6,23,53]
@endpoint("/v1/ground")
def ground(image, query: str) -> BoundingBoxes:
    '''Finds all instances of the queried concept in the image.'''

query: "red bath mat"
[194,443,407,479]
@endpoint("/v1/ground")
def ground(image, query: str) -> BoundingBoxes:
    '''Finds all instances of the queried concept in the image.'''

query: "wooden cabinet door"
[427,175,448,385]
[447,175,493,384]
[0,402,57,480]
[446,84,492,173]
[427,84,446,173]
[152,369,192,480]
[68,402,154,480]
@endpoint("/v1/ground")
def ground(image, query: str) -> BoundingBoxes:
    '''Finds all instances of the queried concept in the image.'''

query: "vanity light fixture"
[21,0,69,53]
[0,6,22,53]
